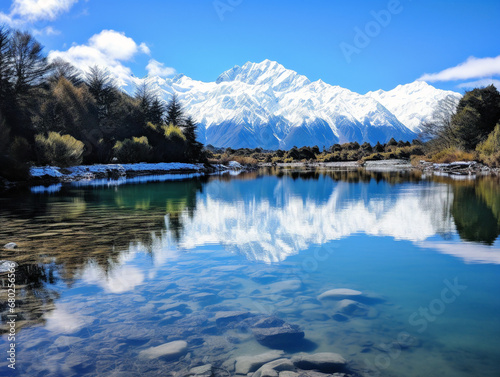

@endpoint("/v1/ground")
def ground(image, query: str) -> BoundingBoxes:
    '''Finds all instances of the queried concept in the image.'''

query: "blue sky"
[1,0,499,93]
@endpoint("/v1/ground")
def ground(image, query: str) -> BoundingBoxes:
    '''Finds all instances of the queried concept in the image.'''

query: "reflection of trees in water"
[0,178,206,330]
[450,177,500,245]
[0,171,498,332]
[267,167,425,184]
[0,263,59,334]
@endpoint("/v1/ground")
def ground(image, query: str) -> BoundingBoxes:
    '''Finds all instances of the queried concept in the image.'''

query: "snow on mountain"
[366,81,461,133]
[147,60,457,149]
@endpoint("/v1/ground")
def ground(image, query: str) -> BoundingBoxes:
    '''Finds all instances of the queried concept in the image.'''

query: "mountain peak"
[216,60,310,90]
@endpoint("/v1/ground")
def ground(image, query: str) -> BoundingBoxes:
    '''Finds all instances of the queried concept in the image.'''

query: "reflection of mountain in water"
[174,172,458,263]
[1,171,499,331]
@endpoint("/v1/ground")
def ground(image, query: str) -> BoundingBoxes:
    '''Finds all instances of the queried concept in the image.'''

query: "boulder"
[279,372,300,377]
[317,289,362,300]
[138,340,187,360]
[336,299,369,317]
[291,352,347,373]
[253,323,305,349]
[189,364,213,376]
[3,242,17,250]
[252,358,295,377]
[268,279,302,293]
[234,350,284,374]
[252,316,286,328]
[215,311,252,326]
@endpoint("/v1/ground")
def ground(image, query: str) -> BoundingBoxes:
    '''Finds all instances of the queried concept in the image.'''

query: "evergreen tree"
[149,97,165,126]
[374,141,384,152]
[184,116,204,161]
[165,93,184,126]
[86,65,117,122]
[452,85,500,149]
[0,26,13,102]
[10,30,51,96]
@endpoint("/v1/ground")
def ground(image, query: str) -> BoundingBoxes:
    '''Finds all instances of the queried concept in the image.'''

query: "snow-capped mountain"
[366,81,462,133]
[148,60,460,149]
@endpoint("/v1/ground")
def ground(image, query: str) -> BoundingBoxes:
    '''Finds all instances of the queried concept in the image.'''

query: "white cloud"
[49,30,151,87]
[33,25,61,36]
[88,30,140,61]
[419,55,500,82]
[0,0,78,25]
[146,59,176,78]
[139,42,151,55]
[457,78,500,89]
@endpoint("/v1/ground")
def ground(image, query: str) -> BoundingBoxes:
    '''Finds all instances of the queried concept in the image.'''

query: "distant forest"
[0,24,499,182]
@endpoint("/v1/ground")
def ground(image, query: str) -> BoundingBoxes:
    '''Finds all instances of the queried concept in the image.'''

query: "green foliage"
[35,132,84,167]
[477,123,500,156]
[113,136,153,163]
[165,94,184,126]
[163,123,186,141]
[451,85,500,150]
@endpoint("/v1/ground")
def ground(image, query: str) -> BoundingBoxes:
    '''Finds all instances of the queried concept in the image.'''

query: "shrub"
[145,121,159,132]
[35,132,84,167]
[363,153,384,161]
[113,136,152,163]
[429,147,475,163]
[477,124,500,156]
[163,124,186,141]
[482,152,500,168]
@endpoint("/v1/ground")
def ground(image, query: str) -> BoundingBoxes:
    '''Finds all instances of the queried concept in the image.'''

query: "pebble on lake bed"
[317,288,363,300]
[138,340,187,360]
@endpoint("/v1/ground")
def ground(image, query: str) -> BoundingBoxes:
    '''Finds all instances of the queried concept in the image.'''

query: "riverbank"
[1,159,498,191]
[0,161,249,190]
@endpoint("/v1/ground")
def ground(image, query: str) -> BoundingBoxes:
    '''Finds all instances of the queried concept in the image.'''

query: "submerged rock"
[215,311,252,326]
[318,288,362,300]
[138,340,187,360]
[252,358,295,377]
[332,314,349,322]
[336,299,369,317]
[252,323,305,349]
[234,350,284,374]
[189,364,213,376]
[278,372,299,377]
[291,352,347,373]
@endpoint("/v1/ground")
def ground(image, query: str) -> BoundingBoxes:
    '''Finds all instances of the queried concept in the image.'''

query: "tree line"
[0,25,204,181]
[207,85,500,167]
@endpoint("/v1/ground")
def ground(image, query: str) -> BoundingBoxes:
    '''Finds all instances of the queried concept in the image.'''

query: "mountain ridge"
[146,60,461,149]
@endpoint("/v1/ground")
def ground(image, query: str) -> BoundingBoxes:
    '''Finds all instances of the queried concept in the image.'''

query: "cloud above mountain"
[49,29,155,87]
[419,55,500,86]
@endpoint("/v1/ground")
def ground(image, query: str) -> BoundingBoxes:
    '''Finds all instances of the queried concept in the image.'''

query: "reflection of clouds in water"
[419,241,500,264]
[82,263,145,293]
[172,182,456,263]
[45,304,93,333]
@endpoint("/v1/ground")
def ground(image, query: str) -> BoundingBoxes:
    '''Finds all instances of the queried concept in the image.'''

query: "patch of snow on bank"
[30,163,205,179]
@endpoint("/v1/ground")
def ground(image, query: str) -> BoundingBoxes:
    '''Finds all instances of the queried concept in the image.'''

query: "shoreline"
[1,159,498,191]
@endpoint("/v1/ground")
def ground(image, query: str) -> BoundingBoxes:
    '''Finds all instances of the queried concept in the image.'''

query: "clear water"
[1,168,499,376]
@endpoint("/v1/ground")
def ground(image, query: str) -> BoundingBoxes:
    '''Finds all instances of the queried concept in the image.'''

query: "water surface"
[1,168,499,376]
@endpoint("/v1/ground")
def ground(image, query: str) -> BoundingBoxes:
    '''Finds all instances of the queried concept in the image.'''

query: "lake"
[1,167,499,377]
